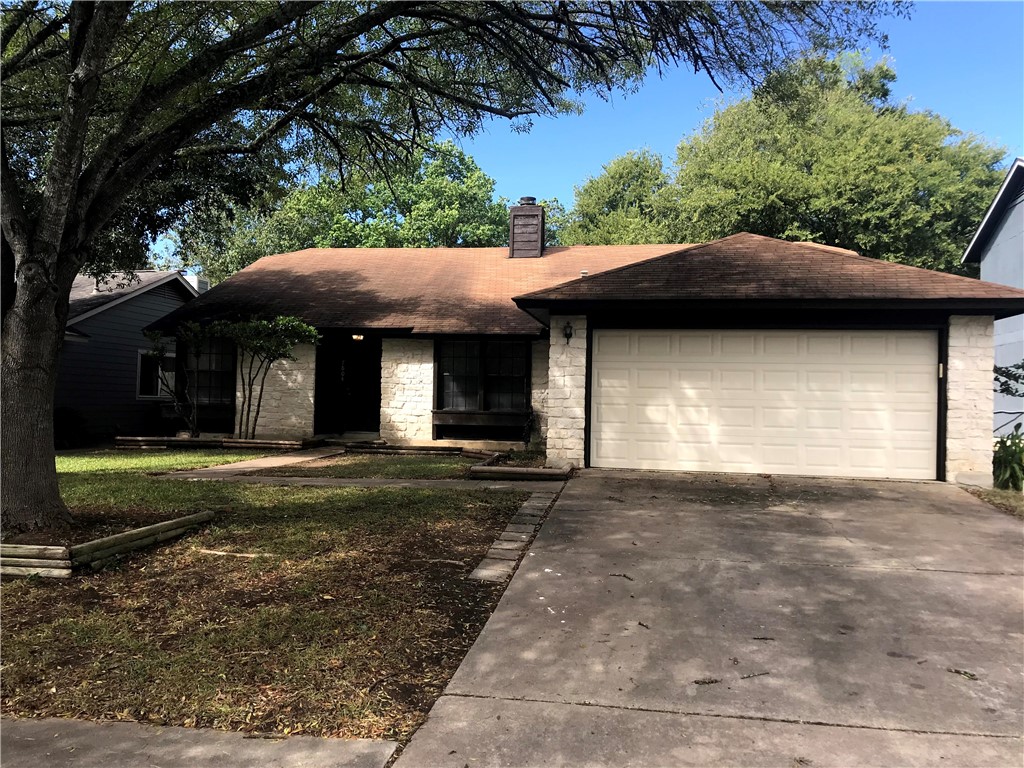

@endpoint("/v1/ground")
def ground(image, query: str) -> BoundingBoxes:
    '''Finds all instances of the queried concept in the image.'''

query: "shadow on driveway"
[398,472,1024,767]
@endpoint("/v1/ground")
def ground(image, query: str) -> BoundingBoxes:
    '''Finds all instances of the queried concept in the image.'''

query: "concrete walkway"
[0,718,397,768]
[171,473,566,493]
[165,448,565,493]
[168,446,346,477]
[396,472,1024,767]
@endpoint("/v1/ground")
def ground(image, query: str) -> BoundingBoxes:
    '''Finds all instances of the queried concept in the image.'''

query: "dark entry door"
[314,334,382,435]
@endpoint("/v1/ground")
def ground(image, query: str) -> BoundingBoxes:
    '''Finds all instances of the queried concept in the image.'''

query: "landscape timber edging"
[114,436,323,450]
[0,511,215,578]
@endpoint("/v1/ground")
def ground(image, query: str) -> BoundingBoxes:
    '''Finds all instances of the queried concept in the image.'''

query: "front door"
[314,334,382,435]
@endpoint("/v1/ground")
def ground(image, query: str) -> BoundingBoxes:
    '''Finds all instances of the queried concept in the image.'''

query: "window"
[137,350,174,399]
[193,337,236,405]
[438,339,529,411]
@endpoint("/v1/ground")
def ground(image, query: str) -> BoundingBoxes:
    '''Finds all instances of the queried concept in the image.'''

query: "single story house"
[158,201,1024,485]
[57,270,202,444]
[962,157,1024,435]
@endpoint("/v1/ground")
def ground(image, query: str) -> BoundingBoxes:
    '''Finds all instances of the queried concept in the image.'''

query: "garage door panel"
[763,334,801,356]
[679,335,714,355]
[595,367,631,390]
[636,404,670,425]
[806,335,844,356]
[591,330,938,480]
[635,368,671,389]
[720,370,756,391]
[719,406,756,428]
[636,333,672,356]
[721,335,757,355]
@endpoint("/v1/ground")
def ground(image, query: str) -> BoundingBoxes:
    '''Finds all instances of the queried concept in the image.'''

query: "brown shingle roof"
[159,244,689,335]
[515,233,1024,308]
[159,233,1024,336]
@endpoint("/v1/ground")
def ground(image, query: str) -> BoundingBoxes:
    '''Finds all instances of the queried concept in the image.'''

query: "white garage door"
[591,330,938,480]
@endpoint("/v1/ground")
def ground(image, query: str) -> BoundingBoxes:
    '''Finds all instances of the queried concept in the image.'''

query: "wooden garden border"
[0,511,214,579]
[114,436,322,450]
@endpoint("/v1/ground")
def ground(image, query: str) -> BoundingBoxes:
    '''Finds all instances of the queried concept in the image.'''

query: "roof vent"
[580,270,588,278]
[509,197,545,259]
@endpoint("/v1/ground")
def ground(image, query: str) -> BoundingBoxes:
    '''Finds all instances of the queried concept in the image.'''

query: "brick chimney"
[509,196,545,258]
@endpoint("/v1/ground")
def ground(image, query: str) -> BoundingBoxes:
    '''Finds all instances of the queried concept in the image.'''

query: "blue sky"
[451,1,1024,207]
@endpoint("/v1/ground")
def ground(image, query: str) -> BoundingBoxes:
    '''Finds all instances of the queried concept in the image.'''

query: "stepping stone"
[490,540,526,551]
[469,559,515,581]
[511,516,542,526]
[470,566,512,582]
[505,523,537,533]
[486,548,520,561]
[499,532,531,542]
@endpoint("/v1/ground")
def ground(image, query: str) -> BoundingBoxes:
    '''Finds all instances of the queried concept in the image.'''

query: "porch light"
[563,321,573,344]
[351,334,364,341]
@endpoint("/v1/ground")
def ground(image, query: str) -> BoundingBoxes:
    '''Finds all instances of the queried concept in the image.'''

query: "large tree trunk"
[1,258,73,535]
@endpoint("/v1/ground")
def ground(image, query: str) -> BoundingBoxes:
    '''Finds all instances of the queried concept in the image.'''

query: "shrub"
[993,424,1024,491]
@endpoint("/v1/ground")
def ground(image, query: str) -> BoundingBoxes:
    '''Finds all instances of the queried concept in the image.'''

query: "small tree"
[144,321,210,437]
[217,317,320,440]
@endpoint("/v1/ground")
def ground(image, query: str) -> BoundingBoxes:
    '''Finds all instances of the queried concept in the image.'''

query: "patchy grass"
[248,453,477,480]
[56,449,275,475]
[2,472,528,740]
[969,487,1024,519]
[5,451,278,545]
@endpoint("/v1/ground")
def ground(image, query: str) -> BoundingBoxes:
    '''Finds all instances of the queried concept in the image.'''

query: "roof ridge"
[514,240,719,300]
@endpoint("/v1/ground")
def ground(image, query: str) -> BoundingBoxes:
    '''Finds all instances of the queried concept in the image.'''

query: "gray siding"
[979,187,1024,434]
[56,283,193,440]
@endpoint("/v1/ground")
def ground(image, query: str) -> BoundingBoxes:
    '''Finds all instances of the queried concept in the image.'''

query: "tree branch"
[0,0,37,55]
[33,2,129,263]
[1,6,70,81]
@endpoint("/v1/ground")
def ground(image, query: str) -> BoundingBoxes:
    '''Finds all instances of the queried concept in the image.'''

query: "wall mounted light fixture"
[563,321,573,344]
[351,334,364,341]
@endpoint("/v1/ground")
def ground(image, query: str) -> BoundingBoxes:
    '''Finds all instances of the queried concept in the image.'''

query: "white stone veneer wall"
[546,315,587,465]
[236,343,315,439]
[380,338,434,443]
[946,315,995,486]
[530,340,549,445]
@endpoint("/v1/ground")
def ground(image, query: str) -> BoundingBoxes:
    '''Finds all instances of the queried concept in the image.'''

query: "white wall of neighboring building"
[978,184,1024,435]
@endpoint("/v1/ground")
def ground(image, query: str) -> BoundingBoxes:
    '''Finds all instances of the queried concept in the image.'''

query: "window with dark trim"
[137,350,174,399]
[438,339,529,411]
[194,338,235,405]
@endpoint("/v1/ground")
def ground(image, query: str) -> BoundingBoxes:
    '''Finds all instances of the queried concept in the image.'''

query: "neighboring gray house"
[963,158,1024,435]
[160,202,1024,486]
[56,271,200,444]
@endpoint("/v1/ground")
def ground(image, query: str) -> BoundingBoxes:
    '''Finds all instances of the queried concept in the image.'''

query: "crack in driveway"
[442,692,1020,740]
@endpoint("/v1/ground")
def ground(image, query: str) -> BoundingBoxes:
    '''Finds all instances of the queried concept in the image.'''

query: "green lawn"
[248,453,478,480]
[3,454,528,740]
[56,448,275,475]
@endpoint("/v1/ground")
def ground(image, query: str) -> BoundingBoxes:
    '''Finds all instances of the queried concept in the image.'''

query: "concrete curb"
[0,717,397,768]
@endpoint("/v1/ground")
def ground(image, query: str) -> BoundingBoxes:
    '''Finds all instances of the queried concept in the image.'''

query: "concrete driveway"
[398,472,1024,767]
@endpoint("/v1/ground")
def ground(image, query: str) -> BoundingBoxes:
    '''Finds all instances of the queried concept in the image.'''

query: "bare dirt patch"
[2,484,527,742]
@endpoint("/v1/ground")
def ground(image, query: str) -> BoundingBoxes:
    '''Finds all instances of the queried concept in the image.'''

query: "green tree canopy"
[664,57,1006,273]
[559,150,671,245]
[560,57,1006,274]
[175,142,511,283]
